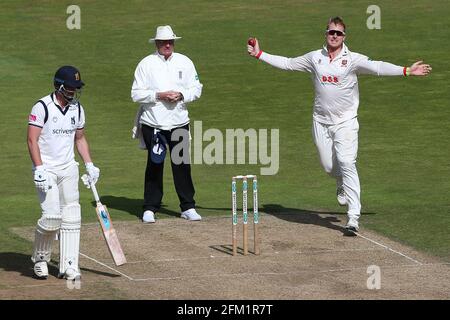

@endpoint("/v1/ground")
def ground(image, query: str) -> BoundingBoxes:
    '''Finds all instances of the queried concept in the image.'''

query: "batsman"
[27,66,100,280]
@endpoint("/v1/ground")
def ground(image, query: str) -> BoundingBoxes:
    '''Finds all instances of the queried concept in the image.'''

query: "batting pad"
[37,213,62,231]
[31,226,55,263]
[31,214,62,263]
[59,204,81,274]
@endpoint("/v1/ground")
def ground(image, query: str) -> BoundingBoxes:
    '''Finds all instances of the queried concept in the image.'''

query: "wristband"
[256,50,263,59]
[403,67,411,76]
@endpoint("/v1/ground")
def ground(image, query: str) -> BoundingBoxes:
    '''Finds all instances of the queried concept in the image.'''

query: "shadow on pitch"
[209,244,259,256]
[0,252,120,279]
[197,203,376,236]
[91,196,180,219]
[262,204,348,234]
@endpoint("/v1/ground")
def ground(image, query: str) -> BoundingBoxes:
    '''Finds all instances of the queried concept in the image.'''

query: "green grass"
[0,0,449,260]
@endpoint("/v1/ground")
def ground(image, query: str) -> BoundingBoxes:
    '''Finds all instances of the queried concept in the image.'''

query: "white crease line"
[125,247,385,264]
[131,262,450,282]
[3,262,448,289]
[126,256,224,264]
[290,247,384,254]
[132,273,280,282]
[79,253,134,280]
[356,233,423,265]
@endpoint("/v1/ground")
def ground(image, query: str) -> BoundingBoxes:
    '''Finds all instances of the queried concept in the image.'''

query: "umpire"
[131,25,203,223]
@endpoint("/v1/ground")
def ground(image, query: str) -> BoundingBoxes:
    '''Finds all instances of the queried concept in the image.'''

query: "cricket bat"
[82,174,127,266]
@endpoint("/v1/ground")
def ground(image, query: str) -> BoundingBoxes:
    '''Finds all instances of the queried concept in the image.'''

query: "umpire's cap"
[54,66,85,88]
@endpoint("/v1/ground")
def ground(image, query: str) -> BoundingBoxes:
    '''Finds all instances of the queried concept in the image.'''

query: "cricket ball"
[248,38,256,47]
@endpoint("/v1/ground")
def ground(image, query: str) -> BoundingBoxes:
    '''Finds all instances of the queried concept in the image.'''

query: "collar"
[52,92,64,108]
[51,92,71,115]
[155,51,174,62]
[322,43,349,61]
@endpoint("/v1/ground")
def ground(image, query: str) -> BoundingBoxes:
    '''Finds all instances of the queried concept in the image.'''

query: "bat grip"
[90,181,101,203]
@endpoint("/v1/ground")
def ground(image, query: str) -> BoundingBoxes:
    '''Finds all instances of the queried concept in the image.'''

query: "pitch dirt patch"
[2,213,450,299]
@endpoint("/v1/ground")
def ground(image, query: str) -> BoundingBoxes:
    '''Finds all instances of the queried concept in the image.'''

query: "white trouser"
[37,163,80,214]
[32,163,81,268]
[312,117,361,219]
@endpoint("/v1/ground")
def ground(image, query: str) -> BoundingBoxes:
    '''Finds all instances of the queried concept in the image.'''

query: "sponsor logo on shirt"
[321,75,339,83]
[71,116,76,125]
[52,128,77,135]
[29,114,37,122]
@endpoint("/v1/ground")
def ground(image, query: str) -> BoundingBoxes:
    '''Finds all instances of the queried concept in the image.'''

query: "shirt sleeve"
[78,105,85,129]
[131,60,158,103]
[179,59,203,104]
[28,102,46,128]
[259,51,313,73]
[353,53,404,76]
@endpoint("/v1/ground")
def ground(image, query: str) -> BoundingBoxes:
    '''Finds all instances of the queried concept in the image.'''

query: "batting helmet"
[54,66,84,89]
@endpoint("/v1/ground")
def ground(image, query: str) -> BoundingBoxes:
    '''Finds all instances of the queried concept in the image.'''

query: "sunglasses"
[156,40,175,45]
[327,30,345,36]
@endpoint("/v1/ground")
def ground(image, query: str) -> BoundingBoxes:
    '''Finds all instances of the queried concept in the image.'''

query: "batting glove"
[33,165,49,193]
[81,174,91,189]
[85,162,100,185]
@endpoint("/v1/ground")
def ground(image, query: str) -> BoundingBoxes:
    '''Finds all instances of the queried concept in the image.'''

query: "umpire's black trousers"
[141,124,196,214]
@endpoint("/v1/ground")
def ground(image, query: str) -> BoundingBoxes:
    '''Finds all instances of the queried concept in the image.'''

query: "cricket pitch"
[2,213,450,299]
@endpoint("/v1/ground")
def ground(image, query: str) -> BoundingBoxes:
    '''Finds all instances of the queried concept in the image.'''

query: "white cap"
[149,25,182,43]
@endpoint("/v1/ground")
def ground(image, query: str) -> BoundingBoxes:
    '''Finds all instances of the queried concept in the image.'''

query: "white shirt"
[259,43,404,125]
[131,51,203,130]
[28,93,85,170]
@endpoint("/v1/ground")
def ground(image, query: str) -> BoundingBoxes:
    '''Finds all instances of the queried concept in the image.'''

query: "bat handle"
[81,174,101,204]
[87,179,101,203]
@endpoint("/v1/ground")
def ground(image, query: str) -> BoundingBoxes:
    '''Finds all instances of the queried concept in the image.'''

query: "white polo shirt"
[28,93,85,170]
[131,51,203,130]
[259,44,404,125]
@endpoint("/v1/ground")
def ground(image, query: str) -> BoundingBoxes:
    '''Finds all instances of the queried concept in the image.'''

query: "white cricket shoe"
[34,261,48,279]
[181,208,202,221]
[142,210,155,223]
[59,267,81,281]
[337,186,347,206]
[345,217,359,233]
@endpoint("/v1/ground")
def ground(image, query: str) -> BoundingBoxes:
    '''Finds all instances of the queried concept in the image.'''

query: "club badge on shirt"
[341,60,348,67]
